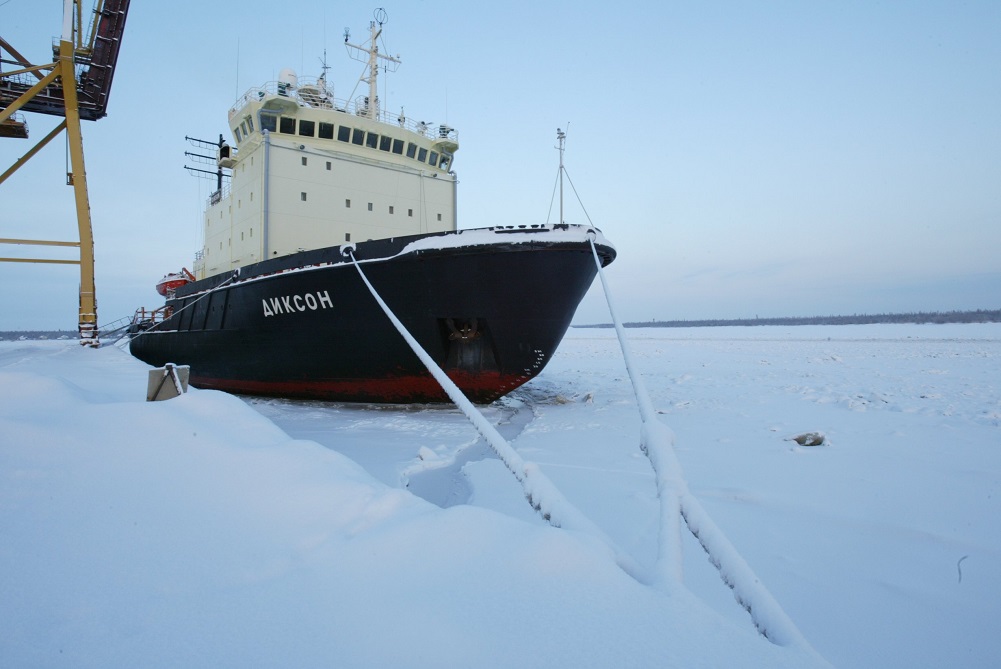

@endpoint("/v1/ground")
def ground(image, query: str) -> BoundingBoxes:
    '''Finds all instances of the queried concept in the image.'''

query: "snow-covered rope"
[587,235,817,650]
[345,249,642,579]
[586,235,683,586]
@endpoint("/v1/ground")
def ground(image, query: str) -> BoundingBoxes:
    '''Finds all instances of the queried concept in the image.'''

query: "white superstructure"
[194,15,458,279]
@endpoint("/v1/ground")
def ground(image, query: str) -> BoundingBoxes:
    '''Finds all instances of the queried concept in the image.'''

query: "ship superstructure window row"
[244,114,450,170]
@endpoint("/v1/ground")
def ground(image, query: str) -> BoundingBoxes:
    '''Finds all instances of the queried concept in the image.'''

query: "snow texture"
[397,224,614,255]
[349,251,639,577]
[589,238,820,655]
[3,321,1000,668]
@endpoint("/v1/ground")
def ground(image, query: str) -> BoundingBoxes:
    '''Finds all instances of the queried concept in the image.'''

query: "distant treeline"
[578,309,1001,329]
[0,330,77,341]
[4,309,1000,339]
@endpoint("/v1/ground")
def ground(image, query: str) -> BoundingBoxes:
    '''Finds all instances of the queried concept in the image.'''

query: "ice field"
[2,323,999,667]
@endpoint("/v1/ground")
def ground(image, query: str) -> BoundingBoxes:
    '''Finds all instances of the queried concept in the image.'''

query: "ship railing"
[206,182,232,208]
[229,78,458,143]
[96,315,134,340]
[131,305,172,330]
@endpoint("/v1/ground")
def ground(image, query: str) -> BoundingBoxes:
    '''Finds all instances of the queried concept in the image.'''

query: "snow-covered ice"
[2,323,999,667]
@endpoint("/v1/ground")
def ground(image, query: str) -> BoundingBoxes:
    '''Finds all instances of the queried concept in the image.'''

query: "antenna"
[557,127,567,226]
[318,49,330,81]
[234,38,240,101]
[344,9,401,120]
[184,135,232,194]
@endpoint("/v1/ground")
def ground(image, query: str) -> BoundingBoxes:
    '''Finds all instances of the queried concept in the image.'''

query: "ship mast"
[344,8,400,121]
[557,127,566,226]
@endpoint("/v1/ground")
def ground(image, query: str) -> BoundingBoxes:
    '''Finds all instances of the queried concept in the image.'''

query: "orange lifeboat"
[156,268,196,297]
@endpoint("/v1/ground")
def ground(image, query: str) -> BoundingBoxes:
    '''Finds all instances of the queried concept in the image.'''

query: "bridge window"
[392,139,404,154]
[379,136,392,152]
[298,120,315,137]
[246,116,254,132]
[279,117,295,134]
[406,142,417,158]
[428,151,439,167]
[318,122,334,139]
[352,128,364,145]
[366,132,379,149]
[260,114,277,133]
[234,127,242,142]
[417,147,428,163]
[338,126,351,142]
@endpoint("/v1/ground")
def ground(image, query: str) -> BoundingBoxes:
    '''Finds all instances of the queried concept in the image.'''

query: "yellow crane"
[0,0,130,345]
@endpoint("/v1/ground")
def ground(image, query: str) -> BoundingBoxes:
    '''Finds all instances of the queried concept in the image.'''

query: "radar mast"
[344,8,401,120]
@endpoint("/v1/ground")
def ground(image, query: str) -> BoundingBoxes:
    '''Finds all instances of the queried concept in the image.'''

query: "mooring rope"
[587,235,817,651]
[126,271,240,344]
[586,234,681,585]
[345,248,642,579]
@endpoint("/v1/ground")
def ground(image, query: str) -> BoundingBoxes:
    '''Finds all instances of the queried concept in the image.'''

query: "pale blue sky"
[2,0,999,329]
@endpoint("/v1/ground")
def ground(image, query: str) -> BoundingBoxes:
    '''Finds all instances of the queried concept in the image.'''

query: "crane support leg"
[57,37,98,346]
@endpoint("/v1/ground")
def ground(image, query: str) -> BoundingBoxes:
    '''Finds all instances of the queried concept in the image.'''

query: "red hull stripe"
[190,370,531,404]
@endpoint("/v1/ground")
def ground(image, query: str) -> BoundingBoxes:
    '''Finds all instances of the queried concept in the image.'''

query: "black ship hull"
[130,225,615,403]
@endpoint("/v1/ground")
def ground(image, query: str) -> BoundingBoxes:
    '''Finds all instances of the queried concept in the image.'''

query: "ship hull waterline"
[130,226,616,404]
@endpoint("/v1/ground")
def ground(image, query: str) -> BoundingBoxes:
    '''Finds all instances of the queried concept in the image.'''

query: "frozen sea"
[2,323,999,667]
